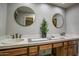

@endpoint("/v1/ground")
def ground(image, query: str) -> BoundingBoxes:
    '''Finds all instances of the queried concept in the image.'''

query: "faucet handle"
[10,35,15,39]
[15,33,18,38]
[19,34,22,38]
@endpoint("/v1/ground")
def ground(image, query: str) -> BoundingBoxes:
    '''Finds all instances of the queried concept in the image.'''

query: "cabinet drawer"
[0,48,27,56]
[53,43,63,48]
[68,41,77,45]
[29,46,38,53]
[39,44,52,50]
[64,41,68,46]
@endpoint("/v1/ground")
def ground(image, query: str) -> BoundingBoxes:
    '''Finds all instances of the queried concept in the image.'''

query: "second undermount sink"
[1,38,24,44]
[28,38,49,42]
[50,36,70,40]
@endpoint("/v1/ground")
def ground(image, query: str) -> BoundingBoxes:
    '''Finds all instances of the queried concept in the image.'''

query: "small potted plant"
[40,18,49,38]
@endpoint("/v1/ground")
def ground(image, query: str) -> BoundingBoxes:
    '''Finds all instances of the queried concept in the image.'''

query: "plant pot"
[41,32,47,38]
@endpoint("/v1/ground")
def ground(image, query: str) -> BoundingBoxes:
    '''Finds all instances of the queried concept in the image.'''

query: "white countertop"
[0,38,28,49]
[0,34,79,50]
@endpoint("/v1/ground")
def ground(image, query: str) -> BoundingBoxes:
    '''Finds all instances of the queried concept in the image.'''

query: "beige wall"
[66,4,79,34]
[0,3,7,36]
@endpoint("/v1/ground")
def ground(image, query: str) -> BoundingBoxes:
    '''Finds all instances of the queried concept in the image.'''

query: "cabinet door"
[52,47,64,56]
[39,44,52,56]
[52,42,63,56]
[67,45,75,56]
[67,41,78,56]
[72,45,78,56]
[62,47,68,56]
[56,47,62,56]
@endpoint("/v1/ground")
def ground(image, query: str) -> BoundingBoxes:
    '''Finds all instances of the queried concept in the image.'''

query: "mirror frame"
[52,13,64,28]
[14,6,35,27]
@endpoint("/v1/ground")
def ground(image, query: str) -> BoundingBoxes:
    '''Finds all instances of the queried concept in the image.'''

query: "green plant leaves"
[40,18,49,34]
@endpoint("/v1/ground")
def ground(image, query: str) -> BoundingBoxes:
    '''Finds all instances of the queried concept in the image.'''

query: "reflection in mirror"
[52,14,64,28]
[14,6,35,26]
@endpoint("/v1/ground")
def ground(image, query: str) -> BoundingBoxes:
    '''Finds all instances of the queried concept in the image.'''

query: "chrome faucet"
[60,32,66,36]
[10,33,22,39]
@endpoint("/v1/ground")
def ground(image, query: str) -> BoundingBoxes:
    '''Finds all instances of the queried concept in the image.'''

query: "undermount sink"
[50,36,70,40]
[28,38,49,42]
[1,38,24,44]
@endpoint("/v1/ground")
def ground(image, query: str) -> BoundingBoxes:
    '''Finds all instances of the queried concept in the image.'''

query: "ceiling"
[52,3,75,8]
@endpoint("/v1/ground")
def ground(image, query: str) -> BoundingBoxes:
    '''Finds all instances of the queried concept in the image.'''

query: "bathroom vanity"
[28,39,78,56]
[0,37,79,56]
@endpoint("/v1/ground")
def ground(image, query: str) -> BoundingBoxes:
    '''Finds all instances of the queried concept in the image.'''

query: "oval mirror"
[14,6,35,26]
[52,14,64,28]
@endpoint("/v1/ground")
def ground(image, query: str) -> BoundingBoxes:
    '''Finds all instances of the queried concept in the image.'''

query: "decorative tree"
[40,18,49,38]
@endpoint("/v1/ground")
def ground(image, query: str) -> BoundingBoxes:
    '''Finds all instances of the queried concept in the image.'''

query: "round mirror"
[14,6,35,26]
[52,14,64,28]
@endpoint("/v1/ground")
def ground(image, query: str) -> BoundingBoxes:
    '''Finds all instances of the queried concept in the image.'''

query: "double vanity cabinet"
[28,40,78,56]
[0,38,78,56]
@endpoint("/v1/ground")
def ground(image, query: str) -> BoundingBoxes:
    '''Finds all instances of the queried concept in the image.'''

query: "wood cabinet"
[0,47,27,56]
[0,40,78,56]
[52,40,78,56]
[63,40,78,56]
